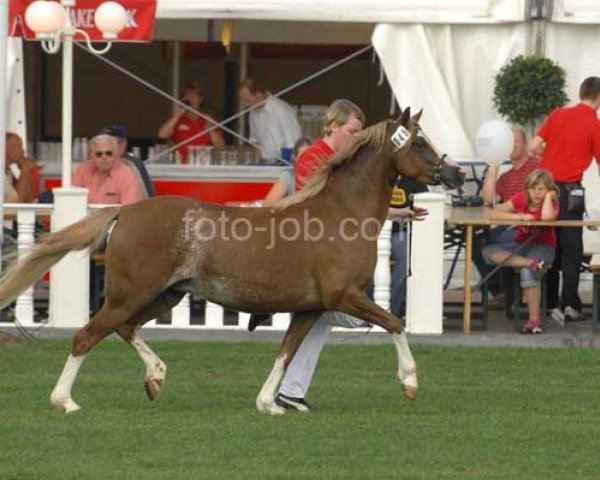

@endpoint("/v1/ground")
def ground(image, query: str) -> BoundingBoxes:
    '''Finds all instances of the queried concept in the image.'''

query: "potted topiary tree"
[493,55,569,135]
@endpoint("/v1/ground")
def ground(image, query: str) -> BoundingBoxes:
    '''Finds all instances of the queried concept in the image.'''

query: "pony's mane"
[274,120,390,210]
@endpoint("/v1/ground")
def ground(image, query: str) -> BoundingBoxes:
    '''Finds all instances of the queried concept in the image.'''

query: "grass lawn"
[1,339,599,479]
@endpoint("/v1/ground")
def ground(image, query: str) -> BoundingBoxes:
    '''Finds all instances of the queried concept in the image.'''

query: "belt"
[556,181,582,187]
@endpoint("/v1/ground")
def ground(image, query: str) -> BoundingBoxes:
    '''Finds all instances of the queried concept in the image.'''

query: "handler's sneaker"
[275,393,312,412]
[564,306,583,323]
[550,308,565,327]
[520,319,542,334]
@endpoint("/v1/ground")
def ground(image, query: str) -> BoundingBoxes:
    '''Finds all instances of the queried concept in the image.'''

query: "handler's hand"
[389,206,429,221]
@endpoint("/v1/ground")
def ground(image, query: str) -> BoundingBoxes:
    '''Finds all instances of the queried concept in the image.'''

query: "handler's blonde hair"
[322,99,365,135]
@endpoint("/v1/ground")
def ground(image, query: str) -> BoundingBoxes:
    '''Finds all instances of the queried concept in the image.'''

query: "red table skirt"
[44,179,274,204]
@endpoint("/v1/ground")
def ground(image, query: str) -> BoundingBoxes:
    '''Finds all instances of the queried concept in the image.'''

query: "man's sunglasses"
[95,151,114,158]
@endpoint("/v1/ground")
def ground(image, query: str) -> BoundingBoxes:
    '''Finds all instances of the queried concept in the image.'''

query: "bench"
[590,254,600,331]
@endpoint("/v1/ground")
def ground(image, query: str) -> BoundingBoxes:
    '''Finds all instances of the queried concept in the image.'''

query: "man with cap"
[101,125,155,198]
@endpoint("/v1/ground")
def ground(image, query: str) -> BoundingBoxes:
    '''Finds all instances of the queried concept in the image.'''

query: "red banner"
[9,0,157,42]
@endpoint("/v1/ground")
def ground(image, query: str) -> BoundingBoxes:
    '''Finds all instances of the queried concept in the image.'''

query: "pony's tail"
[0,206,122,310]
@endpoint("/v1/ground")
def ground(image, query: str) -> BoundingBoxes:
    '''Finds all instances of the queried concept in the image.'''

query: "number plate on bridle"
[391,125,412,150]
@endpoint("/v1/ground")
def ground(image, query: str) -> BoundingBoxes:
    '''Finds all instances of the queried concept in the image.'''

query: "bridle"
[391,121,447,184]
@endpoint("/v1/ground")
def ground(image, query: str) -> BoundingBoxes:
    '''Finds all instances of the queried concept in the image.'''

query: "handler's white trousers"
[278,311,365,399]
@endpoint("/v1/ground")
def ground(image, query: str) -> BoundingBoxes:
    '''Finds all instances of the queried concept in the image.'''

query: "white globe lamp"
[94,1,128,39]
[25,0,67,39]
[475,119,513,167]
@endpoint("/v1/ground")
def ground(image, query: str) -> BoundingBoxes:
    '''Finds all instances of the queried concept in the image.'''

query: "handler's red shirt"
[537,103,600,182]
[294,139,334,191]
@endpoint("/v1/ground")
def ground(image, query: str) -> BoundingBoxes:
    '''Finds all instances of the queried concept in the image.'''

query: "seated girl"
[482,169,559,334]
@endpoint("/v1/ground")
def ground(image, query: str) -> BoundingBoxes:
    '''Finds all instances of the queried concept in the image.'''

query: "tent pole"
[237,42,248,145]
[530,0,549,56]
[171,40,180,114]
[0,0,8,265]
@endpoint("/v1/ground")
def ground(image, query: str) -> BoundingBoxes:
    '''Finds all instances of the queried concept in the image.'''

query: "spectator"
[101,125,155,198]
[482,169,559,334]
[4,132,39,203]
[158,81,225,163]
[73,134,143,205]
[529,76,600,325]
[263,136,312,207]
[238,78,302,164]
[473,127,540,309]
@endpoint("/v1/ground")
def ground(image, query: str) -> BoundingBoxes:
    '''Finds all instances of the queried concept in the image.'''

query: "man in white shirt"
[238,78,302,163]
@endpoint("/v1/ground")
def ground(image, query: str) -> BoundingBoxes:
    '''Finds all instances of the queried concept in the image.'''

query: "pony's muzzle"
[440,166,465,190]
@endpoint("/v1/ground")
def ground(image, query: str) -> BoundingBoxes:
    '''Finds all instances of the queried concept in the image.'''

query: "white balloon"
[475,120,513,167]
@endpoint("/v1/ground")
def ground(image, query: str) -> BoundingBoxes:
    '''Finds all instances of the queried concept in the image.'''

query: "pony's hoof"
[50,394,82,414]
[403,386,417,400]
[144,378,164,401]
[398,368,418,400]
[256,398,286,416]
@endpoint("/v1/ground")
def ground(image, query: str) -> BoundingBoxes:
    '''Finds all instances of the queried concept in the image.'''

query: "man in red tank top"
[529,76,600,324]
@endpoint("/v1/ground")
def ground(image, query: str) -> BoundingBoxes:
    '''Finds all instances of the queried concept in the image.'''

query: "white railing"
[5,203,53,328]
[5,204,402,333]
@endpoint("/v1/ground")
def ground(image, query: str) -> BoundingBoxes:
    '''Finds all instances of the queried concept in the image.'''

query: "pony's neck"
[324,145,395,222]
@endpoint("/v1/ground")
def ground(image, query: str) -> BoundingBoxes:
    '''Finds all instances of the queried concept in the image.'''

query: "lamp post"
[24,0,126,327]
[25,0,127,186]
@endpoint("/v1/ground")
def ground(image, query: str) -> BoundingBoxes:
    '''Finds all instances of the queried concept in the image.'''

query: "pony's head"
[388,108,464,189]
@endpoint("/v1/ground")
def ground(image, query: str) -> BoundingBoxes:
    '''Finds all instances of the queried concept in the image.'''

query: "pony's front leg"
[256,311,320,415]
[339,294,417,400]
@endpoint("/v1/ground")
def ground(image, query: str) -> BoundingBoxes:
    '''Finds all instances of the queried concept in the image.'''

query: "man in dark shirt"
[389,177,428,317]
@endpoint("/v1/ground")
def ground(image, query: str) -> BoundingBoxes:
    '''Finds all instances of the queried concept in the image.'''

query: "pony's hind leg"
[256,311,320,415]
[339,294,418,400]
[117,289,185,401]
[50,305,132,413]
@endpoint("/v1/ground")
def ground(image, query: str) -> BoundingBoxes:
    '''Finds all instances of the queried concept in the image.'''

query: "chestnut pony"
[0,108,463,414]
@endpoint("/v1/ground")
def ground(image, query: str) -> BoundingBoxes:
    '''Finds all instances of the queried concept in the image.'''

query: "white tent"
[155,0,523,23]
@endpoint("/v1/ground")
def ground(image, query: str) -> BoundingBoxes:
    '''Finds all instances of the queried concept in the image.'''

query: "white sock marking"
[50,354,86,413]
[256,354,287,415]
[130,335,166,381]
[392,333,418,390]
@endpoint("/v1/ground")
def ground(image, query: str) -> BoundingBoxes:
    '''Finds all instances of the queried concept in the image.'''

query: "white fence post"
[238,311,250,330]
[15,209,36,326]
[406,192,445,334]
[205,301,224,328]
[374,219,392,311]
[171,293,190,327]
[272,312,291,330]
[49,188,89,328]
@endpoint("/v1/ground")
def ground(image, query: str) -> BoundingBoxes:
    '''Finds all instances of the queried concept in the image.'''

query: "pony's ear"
[400,107,411,126]
[411,109,423,123]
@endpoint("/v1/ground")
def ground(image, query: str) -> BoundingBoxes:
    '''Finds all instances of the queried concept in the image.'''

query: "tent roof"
[156,0,526,24]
